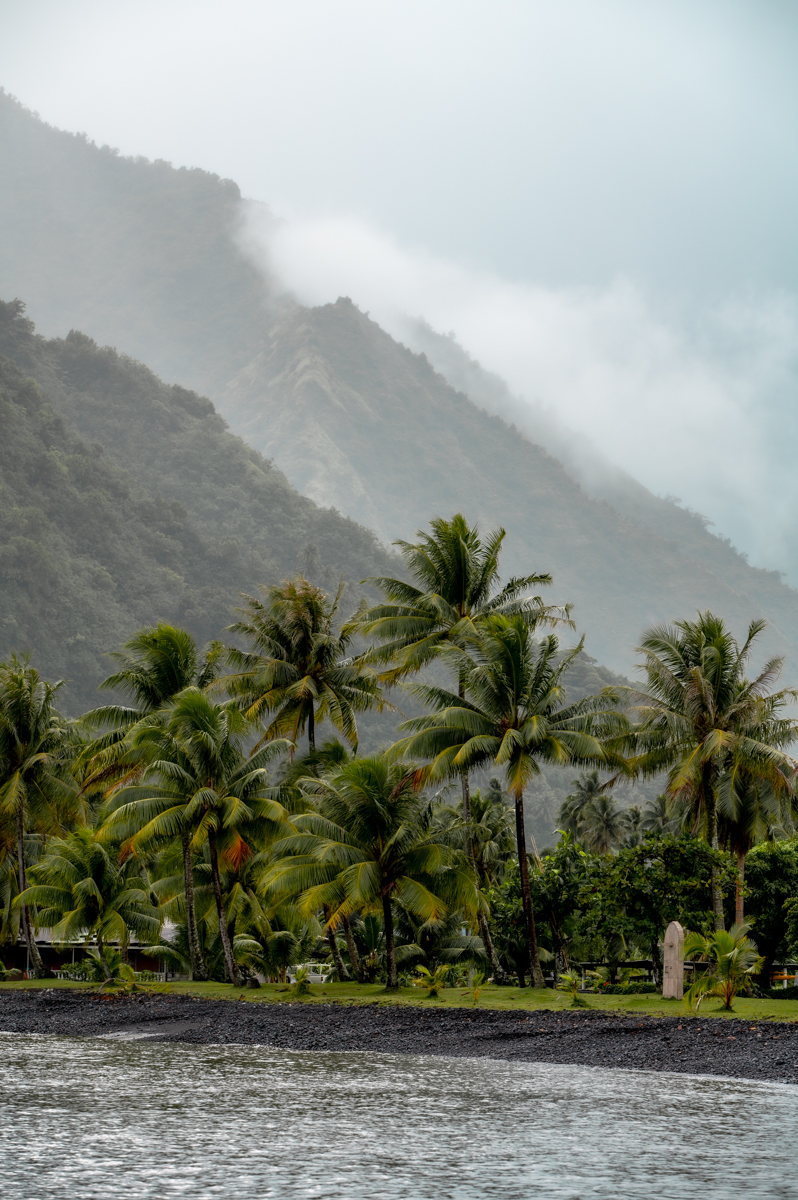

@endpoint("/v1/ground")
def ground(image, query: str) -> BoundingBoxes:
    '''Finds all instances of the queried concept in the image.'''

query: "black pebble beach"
[2,990,797,1085]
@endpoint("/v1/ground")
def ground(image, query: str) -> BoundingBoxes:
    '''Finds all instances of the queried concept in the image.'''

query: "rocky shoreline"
[1,990,797,1085]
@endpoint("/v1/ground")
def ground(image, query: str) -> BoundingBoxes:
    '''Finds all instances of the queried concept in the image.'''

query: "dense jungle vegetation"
[0,298,398,712]
[3,513,798,1005]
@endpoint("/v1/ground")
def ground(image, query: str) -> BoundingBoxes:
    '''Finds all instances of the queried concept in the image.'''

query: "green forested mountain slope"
[404,316,783,594]
[221,298,798,678]
[2,90,797,680]
[0,300,397,711]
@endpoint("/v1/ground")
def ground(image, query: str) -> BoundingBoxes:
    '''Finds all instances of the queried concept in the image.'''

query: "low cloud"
[244,207,798,582]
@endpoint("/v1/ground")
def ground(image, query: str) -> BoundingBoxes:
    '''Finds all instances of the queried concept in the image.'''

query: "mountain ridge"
[221,296,798,678]
[2,89,796,681]
[0,298,399,711]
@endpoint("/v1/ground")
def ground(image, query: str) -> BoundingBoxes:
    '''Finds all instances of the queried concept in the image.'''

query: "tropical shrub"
[413,964,450,997]
[289,966,312,997]
[462,971,486,1005]
[684,922,765,1011]
[557,969,589,1007]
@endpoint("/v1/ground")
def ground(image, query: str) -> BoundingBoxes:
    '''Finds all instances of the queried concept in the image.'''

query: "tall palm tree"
[621,804,645,848]
[459,785,516,982]
[95,624,223,719]
[102,689,293,985]
[23,827,160,980]
[0,657,78,977]
[226,577,384,752]
[80,624,223,783]
[355,513,563,974]
[355,514,565,808]
[395,616,620,987]
[356,514,561,688]
[640,793,678,835]
[557,770,608,840]
[579,793,628,854]
[433,786,514,981]
[627,612,798,929]
[718,778,794,924]
[262,753,479,989]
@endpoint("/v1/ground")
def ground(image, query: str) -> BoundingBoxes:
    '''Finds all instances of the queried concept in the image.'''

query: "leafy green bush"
[289,967,313,998]
[413,965,450,998]
[65,960,94,981]
[765,985,798,1000]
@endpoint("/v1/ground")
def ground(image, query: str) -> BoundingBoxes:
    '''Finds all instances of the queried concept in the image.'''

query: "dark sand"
[2,990,797,1084]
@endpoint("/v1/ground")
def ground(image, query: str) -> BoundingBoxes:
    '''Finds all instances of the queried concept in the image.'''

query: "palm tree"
[579,794,628,854]
[356,513,560,682]
[355,514,564,814]
[718,778,795,924]
[226,577,383,752]
[95,624,222,718]
[435,786,515,981]
[262,753,479,989]
[621,804,644,848]
[80,624,223,786]
[557,770,608,840]
[641,793,678,834]
[102,689,293,985]
[0,656,78,977]
[684,921,764,1011]
[466,787,516,889]
[23,827,160,980]
[395,616,621,987]
[627,612,798,930]
[356,513,564,976]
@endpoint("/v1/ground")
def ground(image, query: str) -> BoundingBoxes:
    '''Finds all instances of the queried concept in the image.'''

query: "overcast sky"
[1,0,797,574]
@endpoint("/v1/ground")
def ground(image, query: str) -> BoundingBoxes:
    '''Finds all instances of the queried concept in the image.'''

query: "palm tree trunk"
[207,827,240,986]
[461,769,506,984]
[382,894,398,989]
[477,909,506,983]
[181,830,208,981]
[97,939,113,982]
[514,787,545,989]
[307,702,315,751]
[703,771,725,932]
[710,809,725,932]
[343,915,364,982]
[458,680,472,837]
[549,911,569,981]
[16,807,46,978]
[460,771,472,829]
[735,850,745,926]
[324,909,351,980]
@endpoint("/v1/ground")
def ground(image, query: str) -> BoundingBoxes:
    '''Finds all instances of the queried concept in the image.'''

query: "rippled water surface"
[1,1034,796,1199]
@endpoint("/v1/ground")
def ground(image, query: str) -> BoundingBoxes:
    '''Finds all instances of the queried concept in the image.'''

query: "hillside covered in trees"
[0,299,397,711]
[224,298,798,677]
[2,89,798,680]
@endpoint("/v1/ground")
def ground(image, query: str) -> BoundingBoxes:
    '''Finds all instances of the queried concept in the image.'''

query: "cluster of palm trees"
[557,773,671,854]
[2,512,797,988]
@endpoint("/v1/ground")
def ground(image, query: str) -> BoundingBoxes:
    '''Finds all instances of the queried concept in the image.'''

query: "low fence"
[575,961,798,994]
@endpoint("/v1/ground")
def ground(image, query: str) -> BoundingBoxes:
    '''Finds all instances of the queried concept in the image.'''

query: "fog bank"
[244,207,798,582]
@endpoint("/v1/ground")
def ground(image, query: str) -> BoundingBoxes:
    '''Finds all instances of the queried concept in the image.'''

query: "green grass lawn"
[3,977,798,1021]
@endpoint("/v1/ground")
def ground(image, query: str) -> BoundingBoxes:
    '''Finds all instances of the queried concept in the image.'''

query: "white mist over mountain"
[244,207,798,581]
[2,0,798,577]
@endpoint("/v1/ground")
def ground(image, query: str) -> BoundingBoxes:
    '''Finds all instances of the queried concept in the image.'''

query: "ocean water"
[0,1033,795,1199]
